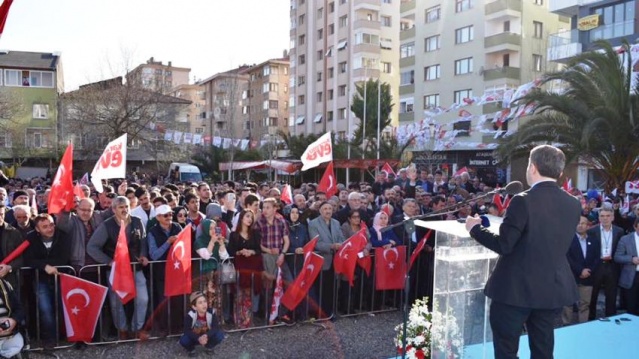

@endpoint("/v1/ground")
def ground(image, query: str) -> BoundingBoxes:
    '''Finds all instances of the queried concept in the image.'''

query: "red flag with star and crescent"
[317,162,338,199]
[165,224,192,296]
[48,142,75,214]
[60,273,108,342]
[334,228,368,286]
[409,230,432,271]
[281,184,293,205]
[281,252,324,311]
[375,245,407,290]
[109,220,136,304]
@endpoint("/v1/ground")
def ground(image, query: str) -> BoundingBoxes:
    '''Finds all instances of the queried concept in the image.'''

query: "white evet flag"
[90,134,127,193]
[300,131,333,171]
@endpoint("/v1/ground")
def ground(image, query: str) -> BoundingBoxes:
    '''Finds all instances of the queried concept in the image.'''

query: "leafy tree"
[350,79,393,147]
[498,40,639,191]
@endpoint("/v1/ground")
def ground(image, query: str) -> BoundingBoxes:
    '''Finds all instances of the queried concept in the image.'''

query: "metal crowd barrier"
[17,250,434,351]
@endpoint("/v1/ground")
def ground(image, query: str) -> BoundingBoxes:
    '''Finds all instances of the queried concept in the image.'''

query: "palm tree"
[498,40,639,191]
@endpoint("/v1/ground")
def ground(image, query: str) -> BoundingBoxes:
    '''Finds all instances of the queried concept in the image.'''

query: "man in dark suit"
[614,217,639,315]
[465,145,581,359]
[587,206,624,320]
[562,216,601,324]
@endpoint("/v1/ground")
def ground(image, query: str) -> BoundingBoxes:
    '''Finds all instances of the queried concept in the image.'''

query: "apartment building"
[0,50,64,162]
[399,0,564,184]
[548,0,635,63]
[127,57,191,94]
[288,0,400,140]
[241,58,290,141]
[169,83,206,135]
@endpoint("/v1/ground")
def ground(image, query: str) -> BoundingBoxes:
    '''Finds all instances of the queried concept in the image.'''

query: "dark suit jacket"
[566,234,600,286]
[586,224,624,265]
[470,181,581,309]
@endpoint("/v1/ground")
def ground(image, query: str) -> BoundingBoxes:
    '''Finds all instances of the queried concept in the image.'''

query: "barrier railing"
[18,250,434,351]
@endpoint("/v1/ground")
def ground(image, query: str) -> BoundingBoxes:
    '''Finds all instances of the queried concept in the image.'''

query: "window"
[317,71,322,81]
[263,100,269,110]
[317,92,323,102]
[503,21,510,32]
[328,89,334,100]
[354,57,377,69]
[195,128,204,134]
[327,111,334,121]
[317,7,323,19]
[424,65,440,81]
[533,54,543,72]
[329,23,334,35]
[400,98,414,113]
[5,70,54,88]
[298,95,305,105]
[339,15,348,28]
[318,29,323,40]
[400,42,415,58]
[338,85,347,96]
[298,75,305,85]
[269,100,278,109]
[299,14,305,25]
[426,6,441,23]
[317,50,324,61]
[455,57,473,75]
[33,104,50,119]
[453,120,471,137]
[329,2,335,13]
[534,0,543,5]
[400,70,414,85]
[454,89,473,104]
[533,21,543,38]
[337,40,348,50]
[503,53,510,67]
[425,35,440,52]
[338,108,346,120]
[33,133,43,148]
[262,83,269,93]
[298,34,305,45]
[424,94,440,109]
[591,2,635,41]
[339,62,347,73]
[381,16,391,27]
[299,54,306,65]
[455,26,474,44]
[382,62,392,73]
[328,67,334,78]
[355,33,380,45]
[455,0,471,13]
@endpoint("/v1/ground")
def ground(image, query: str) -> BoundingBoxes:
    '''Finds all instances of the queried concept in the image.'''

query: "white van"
[168,163,203,183]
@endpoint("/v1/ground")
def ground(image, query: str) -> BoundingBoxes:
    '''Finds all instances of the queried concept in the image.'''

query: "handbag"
[220,258,237,284]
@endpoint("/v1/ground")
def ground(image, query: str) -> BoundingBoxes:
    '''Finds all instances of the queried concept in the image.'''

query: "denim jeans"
[107,270,149,332]
[179,329,224,352]
[35,281,57,341]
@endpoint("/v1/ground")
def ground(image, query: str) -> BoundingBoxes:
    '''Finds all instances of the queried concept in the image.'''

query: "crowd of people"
[0,163,636,356]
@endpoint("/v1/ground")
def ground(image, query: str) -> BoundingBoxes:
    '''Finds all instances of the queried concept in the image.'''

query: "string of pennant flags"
[396,79,541,151]
[146,122,268,151]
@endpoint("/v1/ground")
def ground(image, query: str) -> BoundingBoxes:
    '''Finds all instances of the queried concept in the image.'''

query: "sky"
[1,0,290,90]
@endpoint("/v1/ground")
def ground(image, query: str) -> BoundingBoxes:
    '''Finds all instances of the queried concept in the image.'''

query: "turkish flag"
[334,229,368,286]
[357,223,371,276]
[562,178,573,192]
[73,182,86,199]
[48,143,75,214]
[109,220,136,304]
[381,162,396,178]
[409,230,432,271]
[0,0,14,37]
[317,162,337,198]
[281,252,324,311]
[60,273,108,342]
[375,246,407,290]
[281,184,293,205]
[165,224,192,296]
[304,235,319,255]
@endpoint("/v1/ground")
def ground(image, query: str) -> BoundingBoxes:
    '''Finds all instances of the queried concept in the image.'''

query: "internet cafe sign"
[578,14,600,31]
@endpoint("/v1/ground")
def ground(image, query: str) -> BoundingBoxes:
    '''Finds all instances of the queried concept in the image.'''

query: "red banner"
[165,224,192,296]
[60,274,108,342]
[375,246,407,290]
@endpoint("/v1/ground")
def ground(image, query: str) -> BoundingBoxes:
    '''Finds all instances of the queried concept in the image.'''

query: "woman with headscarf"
[172,206,188,228]
[194,218,230,324]
[369,211,401,248]
[227,209,263,328]
[286,206,311,319]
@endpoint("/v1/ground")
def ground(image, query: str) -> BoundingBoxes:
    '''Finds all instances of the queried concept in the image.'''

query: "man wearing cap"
[4,190,29,226]
[131,188,156,228]
[148,204,183,333]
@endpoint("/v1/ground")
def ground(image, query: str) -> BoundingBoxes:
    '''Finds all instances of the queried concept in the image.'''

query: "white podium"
[415,216,502,359]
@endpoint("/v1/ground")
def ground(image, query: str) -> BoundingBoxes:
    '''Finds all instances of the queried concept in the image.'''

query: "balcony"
[485,0,521,21]
[483,66,521,81]
[547,29,582,62]
[400,26,415,41]
[549,0,601,17]
[353,42,382,54]
[400,56,415,68]
[400,0,416,13]
[354,0,380,11]
[399,112,414,123]
[399,84,415,95]
[353,19,381,31]
[484,32,521,53]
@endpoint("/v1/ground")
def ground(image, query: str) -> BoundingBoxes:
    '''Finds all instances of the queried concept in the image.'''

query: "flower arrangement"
[394,297,463,359]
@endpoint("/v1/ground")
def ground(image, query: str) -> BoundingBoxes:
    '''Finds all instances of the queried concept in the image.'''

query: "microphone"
[495,181,523,196]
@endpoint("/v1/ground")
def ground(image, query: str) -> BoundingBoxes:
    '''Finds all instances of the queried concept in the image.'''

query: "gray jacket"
[56,211,105,267]
[614,233,639,289]
[87,215,148,265]
[308,216,345,271]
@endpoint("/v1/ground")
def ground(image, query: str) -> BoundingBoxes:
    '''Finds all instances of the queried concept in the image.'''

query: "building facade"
[169,83,206,136]
[127,57,191,94]
[399,0,565,184]
[0,51,64,163]
[288,0,400,140]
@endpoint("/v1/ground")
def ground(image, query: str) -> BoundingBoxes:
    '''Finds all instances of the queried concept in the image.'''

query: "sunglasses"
[161,214,173,218]
[177,213,186,217]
